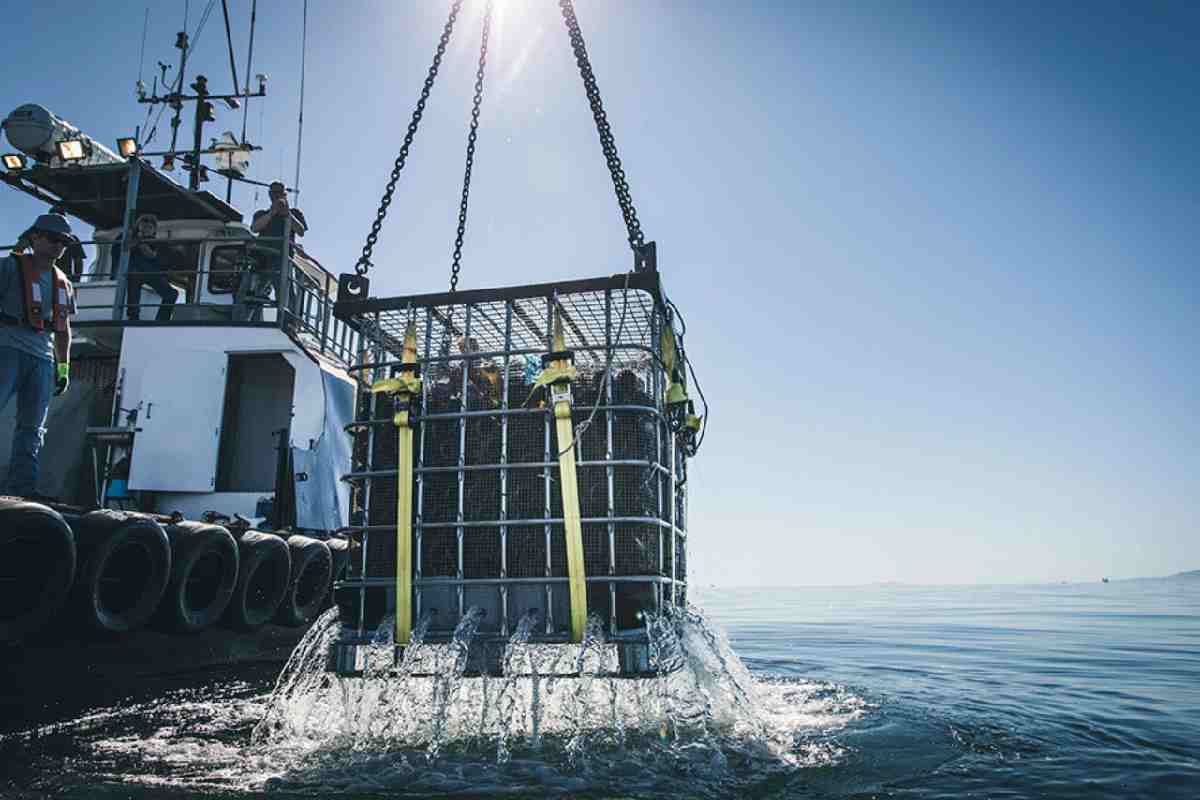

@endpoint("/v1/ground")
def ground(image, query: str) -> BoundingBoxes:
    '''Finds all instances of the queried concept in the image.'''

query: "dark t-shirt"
[252,207,307,242]
[110,235,159,276]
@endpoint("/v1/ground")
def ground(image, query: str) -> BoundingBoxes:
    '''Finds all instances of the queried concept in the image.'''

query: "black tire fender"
[0,498,76,643]
[327,536,350,586]
[69,510,170,634]
[222,530,291,631]
[273,535,331,627]
[323,536,351,610]
[155,521,239,633]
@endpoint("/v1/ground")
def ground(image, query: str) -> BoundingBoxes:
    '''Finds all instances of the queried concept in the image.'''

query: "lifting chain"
[558,0,646,251]
[450,0,493,293]
[355,0,464,277]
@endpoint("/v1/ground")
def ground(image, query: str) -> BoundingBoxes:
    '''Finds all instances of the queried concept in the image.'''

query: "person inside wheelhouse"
[110,214,180,322]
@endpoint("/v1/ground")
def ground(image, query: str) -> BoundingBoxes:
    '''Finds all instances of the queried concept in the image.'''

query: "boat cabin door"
[127,350,227,491]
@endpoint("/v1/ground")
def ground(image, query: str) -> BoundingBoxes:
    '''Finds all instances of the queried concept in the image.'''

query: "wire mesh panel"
[339,272,691,641]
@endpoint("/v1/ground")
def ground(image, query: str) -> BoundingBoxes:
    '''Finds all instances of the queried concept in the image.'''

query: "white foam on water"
[6,606,870,797]
[236,604,872,796]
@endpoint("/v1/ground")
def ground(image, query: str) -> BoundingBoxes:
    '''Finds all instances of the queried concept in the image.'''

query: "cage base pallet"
[325,631,659,678]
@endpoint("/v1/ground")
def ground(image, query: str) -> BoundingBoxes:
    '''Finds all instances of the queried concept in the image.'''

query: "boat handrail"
[65,257,353,366]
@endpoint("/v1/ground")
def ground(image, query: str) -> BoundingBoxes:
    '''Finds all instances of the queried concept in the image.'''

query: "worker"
[252,181,308,242]
[12,206,86,280]
[0,213,77,497]
[112,214,179,321]
[454,335,500,404]
[236,181,307,322]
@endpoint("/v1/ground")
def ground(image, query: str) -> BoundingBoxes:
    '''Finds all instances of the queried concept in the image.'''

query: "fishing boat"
[0,0,705,691]
[0,10,353,685]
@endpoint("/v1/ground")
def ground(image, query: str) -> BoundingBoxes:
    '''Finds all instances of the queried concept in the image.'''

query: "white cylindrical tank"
[2,103,123,166]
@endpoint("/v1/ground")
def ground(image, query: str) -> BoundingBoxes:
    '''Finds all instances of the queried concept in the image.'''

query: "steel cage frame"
[335,271,690,645]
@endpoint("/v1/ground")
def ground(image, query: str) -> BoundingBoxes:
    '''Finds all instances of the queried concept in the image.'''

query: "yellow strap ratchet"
[549,317,588,643]
[533,363,578,388]
[384,320,421,645]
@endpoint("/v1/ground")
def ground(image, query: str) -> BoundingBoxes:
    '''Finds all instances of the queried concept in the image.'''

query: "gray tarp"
[292,365,354,532]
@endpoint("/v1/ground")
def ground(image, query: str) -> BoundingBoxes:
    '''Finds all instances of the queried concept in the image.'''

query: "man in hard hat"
[12,204,86,279]
[0,213,76,497]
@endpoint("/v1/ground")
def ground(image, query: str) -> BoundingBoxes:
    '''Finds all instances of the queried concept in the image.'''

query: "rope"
[555,271,632,457]
[666,298,709,454]
[146,0,220,149]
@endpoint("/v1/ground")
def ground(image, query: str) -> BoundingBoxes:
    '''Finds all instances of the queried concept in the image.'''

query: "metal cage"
[330,270,691,673]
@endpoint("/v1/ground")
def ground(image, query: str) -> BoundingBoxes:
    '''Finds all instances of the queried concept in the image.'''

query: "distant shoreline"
[692,570,1200,590]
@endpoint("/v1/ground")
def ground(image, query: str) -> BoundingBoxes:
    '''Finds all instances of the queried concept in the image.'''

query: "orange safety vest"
[13,253,71,334]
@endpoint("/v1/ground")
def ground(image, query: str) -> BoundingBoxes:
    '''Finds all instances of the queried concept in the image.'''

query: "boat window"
[91,239,201,284]
[209,242,281,294]
[216,354,296,492]
[209,244,249,294]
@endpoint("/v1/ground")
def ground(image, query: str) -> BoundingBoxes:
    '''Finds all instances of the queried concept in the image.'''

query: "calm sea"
[1,578,1197,798]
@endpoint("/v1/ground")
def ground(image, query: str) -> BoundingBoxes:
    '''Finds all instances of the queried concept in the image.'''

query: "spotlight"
[56,139,86,161]
[2,153,27,171]
[116,137,138,158]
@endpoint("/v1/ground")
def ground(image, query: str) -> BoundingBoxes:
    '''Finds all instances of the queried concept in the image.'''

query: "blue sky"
[2,1,1196,585]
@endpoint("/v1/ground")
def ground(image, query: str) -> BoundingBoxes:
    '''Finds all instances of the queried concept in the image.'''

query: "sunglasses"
[40,233,73,246]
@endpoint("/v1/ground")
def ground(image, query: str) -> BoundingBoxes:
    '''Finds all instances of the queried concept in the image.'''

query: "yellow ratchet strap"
[549,317,588,643]
[379,320,421,645]
[660,325,688,406]
[533,363,578,388]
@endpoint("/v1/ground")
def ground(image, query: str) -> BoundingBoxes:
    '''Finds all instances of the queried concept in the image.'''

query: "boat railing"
[0,236,360,364]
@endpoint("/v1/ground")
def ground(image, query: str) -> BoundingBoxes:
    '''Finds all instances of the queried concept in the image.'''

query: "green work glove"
[54,362,70,397]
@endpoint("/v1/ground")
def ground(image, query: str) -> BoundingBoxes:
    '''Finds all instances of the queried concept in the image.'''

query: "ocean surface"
[1,578,1197,799]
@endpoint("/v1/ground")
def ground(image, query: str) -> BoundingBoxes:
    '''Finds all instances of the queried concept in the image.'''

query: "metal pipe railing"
[20,232,361,363]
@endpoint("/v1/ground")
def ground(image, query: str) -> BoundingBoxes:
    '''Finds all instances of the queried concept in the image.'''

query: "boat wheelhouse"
[2,105,356,533]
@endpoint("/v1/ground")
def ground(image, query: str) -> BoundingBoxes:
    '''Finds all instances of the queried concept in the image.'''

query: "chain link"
[450,0,493,293]
[558,0,645,251]
[355,0,464,277]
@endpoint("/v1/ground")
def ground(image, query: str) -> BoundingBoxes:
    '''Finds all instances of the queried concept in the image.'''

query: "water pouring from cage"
[252,604,819,774]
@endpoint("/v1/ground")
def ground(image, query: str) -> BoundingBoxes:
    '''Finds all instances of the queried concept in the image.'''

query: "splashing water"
[495,609,540,765]
[3,605,867,798]
[7,581,1194,799]
[238,604,865,796]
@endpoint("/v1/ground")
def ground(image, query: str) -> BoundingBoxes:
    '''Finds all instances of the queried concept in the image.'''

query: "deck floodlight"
[116,137,138,158]
[2,153,27,171]
[56,139,86,161]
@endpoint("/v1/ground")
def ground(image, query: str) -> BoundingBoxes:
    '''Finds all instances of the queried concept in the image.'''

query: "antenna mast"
[294,0,309,199]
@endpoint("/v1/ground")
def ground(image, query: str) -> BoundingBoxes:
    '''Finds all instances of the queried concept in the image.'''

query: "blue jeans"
[127,254,180,321]
[0,347,53,497]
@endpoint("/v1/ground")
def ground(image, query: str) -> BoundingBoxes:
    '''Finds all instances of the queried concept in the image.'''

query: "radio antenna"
[293,0,309,199]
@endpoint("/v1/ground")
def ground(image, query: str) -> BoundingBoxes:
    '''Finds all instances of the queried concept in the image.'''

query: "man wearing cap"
[236,181,308,322]
[0,213,77,497]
